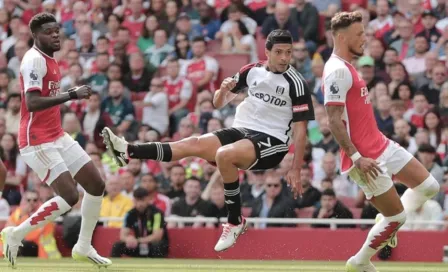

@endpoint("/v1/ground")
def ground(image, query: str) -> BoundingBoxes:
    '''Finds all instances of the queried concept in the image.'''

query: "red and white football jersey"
[18,47,64,149]
[182,56,219,92]
[323,54,388,173]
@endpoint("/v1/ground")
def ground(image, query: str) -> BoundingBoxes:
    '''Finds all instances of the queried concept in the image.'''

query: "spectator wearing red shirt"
[391,19,416,61]
[140,173,171,216]
[404,92,429,128]
[106,14,122,53]
[21,0,43,25]
[122,0,146,41]
[418,10,442,44]
[116,27,140,54]
[369,0,393,36]
[409,0,425,34]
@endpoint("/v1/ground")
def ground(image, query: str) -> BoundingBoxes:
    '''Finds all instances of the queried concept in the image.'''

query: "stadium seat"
[350,208,362,219]
[318,15,327,42]
[296,207,315,218]
[242,207,252,217]
[207,39,221,53]
[135,106,143,121]
[214,54,251,84]
[339,196,357,208]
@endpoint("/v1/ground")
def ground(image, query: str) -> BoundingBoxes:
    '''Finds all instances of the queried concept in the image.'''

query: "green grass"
[1,258,448,272]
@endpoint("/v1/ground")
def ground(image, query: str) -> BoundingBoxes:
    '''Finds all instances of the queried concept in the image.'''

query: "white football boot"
[346,256,377,272]
[214,217,248,252]
[1,227,22,268]
[101,127,129,167]
[72,244,112,268]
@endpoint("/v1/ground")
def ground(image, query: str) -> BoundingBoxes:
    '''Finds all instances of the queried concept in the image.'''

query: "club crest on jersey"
[30,70,38,80]
[276,86,285,95]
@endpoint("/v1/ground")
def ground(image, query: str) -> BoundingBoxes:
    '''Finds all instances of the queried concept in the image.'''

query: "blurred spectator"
[420,63,447,105]
[369,0,393,35]
[169,13,195,46]
[138,15,158,52]
[296,165,321,209]
[375,95,393,133]
[101,80,136,138]
[391,19,416,60]
[127,159,145,186]
[404,92,429,128]
[169,177,219,228]
[314,116,339,154]
[1,133,26,205]
[161,0,179,35]
[424,109,443,147]
[62,112,87,149]
[201,170,227,217]
[439,83,448,126]
[291,0,319,44]
[417,144,445,206]
[311,189,355,229]
[254,0,275,26]
[121,170,137,198]
[261,2,299,42]
[219,0,255,23]
[80,92,114,147]
[401,199,443,230]
[8,40,29,78]
[206,118,224,134]
[71,14,101,48]
[122,0,146,40]
[182,36,219,92]
[116,27,140,55]
[169,33,193,67]
[241,170,266,207]
[414,51,438,89]
[61,63,84,92]
[221,20,258,63]
[89,152,108,181]
[61,1,88,37]
[250,172,295,228]
[382,47,399,76]
[4,190,61,259]
[403,36,429,76]
[145,29,174,68]
[5,93,20,135]
[392,82,415,111]
[415,128,431,146]
[105,14,122,48]
[140,173,171,216]
[393,119,418,155]
[164,164,186,199]
[100,175,133,228]
[217,4,257,39]
[1,16,22,54]
[357,56,380,90]
[418,10,441,44]
[111,187,168,258]
[318,153,355,198]
[86,52,110,94]
[123,51,153,93]
[137,77,169,135]
[78,25,96,65]
[164,58,193,135]
[290,41,312,82]
[193,3,221,41]
[172,117,195,141]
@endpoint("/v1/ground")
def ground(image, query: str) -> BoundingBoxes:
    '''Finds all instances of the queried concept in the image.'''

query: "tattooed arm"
[325,105,358,157]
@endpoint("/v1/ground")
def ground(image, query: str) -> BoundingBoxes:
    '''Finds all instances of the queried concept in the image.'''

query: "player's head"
[265,29,293,73]
[331,11,365,57]
[29,13,60,53]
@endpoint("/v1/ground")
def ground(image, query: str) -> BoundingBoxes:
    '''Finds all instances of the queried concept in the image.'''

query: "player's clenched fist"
[220,77,236,92]
[68,85,92,100]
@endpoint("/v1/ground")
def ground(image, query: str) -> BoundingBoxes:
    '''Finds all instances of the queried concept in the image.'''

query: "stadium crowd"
[0,0,448,258]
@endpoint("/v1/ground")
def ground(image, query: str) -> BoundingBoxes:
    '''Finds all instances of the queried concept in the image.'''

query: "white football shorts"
[20,133,91,185]
[348,140,414,200]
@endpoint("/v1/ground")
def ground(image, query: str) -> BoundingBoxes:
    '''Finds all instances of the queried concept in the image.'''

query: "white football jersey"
[230,62,314,144]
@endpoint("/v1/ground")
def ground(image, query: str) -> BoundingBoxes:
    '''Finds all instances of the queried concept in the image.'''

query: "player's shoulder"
[239,61,266,74]
[323,56,352,81]
[21,47,47,71]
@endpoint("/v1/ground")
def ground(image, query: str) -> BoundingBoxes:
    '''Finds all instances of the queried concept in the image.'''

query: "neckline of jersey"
[33,46,55,60]
[331,53,355,69]
[265,64,292,75]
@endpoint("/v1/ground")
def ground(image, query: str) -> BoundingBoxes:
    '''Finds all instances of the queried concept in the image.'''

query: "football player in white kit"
[323,12,440,272]
[101,30,315,252]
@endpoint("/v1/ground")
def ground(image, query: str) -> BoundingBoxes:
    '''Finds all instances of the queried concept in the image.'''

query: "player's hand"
[286,168,303,199]
[126,236,138,248]
[70,85,92,100]
[355,157,382,181]
[220,77,236,93]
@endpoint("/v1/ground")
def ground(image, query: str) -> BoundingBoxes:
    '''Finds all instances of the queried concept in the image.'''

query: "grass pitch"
[1,258,448,272]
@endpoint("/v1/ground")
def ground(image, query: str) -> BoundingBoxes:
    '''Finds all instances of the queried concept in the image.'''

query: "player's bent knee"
[61,190,79,207]
[416,175,440,199]
[215,146,236,165]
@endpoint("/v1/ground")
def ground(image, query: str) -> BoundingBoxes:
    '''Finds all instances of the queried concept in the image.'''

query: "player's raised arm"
[25,85,92,112]
[213,63,253,109]
[284,69,315,198]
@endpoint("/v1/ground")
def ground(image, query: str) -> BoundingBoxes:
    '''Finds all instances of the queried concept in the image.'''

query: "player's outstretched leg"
[346,186,406,272]
[213,139,258,252]
[101,127,222,166]
[71,161,111,267]
[1,172,78,268]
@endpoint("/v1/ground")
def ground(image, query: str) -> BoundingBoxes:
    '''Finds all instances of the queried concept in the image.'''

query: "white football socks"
[75,192,103,252]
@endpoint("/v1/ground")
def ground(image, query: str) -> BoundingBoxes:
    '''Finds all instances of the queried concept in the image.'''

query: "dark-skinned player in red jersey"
[0,13,111,268]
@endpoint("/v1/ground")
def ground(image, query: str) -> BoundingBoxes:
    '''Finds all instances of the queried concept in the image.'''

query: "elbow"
[26,101,37,112]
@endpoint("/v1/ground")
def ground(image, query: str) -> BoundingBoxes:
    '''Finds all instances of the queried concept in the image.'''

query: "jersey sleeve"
[284,68,315,122]
[20,53,47,93]
[204,56,219,74]
[123,211,133,229]
[323,67,352,106]
[229,62,255,94]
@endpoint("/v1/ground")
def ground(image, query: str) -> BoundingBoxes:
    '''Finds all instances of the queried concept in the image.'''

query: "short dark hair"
[186,176,201,184]
[265,29,292,50]
[330,11,363,33]
[192,36,207,45]
[413,91,427,99]
[322,188,336,197]
[133,187,149,199]
[385,47,398,54]
[418,143,436,154]
[29,12,57,34]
